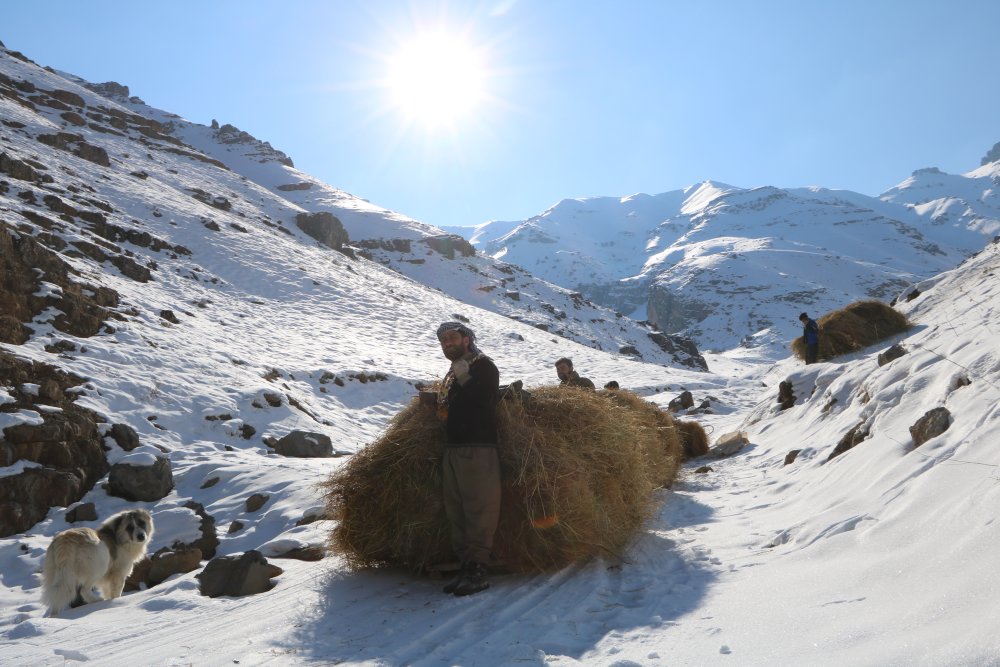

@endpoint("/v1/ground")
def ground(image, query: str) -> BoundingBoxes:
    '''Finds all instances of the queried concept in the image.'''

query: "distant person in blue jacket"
[799,312,819,364]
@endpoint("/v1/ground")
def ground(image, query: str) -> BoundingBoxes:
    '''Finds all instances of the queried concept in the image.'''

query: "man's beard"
[443,346,465,361]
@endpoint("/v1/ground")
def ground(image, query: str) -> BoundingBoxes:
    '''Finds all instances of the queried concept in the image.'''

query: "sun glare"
[385,31,487,129]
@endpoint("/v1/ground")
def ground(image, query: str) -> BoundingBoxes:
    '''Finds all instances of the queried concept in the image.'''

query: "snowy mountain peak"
[456,155,999,353]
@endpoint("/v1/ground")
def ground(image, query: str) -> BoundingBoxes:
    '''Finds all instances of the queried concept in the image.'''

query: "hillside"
[29,49,704,370]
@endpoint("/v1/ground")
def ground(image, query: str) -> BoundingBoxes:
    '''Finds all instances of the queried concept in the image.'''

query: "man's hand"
[451,358,471,383]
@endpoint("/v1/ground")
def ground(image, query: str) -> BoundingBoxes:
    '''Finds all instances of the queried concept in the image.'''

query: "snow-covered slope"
[66,71,702,369]
[461,168,999,355]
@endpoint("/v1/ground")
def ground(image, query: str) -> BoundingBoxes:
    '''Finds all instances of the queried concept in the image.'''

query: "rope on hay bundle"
[324,386,682,573]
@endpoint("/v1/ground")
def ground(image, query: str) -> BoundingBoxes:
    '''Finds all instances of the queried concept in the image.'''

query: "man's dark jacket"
[803,318,819,345]
[446,356,499,446]
[561,371,596,390]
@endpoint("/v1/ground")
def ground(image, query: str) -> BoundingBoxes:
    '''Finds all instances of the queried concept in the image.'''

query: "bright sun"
[385,31,487,129]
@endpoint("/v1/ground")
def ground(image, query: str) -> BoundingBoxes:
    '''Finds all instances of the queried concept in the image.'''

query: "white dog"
[42,508,154,616]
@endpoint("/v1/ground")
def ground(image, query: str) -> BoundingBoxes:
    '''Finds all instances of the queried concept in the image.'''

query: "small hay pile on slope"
[675,419,709,460]
[791,300,911,362]
[324,386,682,573]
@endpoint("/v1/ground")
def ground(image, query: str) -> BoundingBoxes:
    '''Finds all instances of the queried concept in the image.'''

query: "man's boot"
[442,562,469,594]
[452,562,489,596]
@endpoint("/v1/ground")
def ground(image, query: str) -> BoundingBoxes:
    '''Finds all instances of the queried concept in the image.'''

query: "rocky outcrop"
[982,141,1000,166]
[213,123,293,167]
[668,390,694,413]
[84,81,132,101]
[0,351,108,537]
[0,224,120,344]
[295,212,350,254]
[649,332,708,371]
[0,151,53,183]
[36,132,110,167]
[646,283,714,338]
[421,234,476,259]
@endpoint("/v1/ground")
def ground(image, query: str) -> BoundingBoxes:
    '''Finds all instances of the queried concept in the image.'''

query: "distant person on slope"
[799,312,820,364]
[435,321,501,597]
[554,357,596,389]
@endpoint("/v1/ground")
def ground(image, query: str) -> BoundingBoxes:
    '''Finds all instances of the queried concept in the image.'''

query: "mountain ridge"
[456,161,999,353]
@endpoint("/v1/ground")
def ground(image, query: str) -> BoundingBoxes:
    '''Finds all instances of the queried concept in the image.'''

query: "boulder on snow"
[709,431,749,458]
[65,502,98,523]
[877,343,907,367]
[827,422,870,461]
[126,545,203,591]
[108,422,140,451]
[668,390,694,413]
[777,381,796,410]
[196,550,283,598]
[275,430,333,458]
[909,407,951,448]
[107,454,173,501]
[245,493,269,512]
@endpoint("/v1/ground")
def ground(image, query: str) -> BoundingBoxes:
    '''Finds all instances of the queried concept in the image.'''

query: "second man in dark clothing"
[799,312,820,364]
[554,357,596,389]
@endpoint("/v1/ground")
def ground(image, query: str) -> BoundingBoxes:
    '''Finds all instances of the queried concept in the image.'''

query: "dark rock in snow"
[275,430,333,458]
[107,455,174,501]
[909,407,951,447]
[197,550,283,598]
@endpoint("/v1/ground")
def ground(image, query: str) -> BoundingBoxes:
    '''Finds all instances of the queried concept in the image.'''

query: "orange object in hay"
[532,515,558,529]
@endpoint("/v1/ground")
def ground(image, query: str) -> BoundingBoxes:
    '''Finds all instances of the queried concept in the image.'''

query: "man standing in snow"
[554,357,596,389]
[435,321,501,596]
[799,312,820,364]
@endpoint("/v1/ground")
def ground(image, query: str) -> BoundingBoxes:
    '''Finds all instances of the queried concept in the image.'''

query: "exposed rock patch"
[0,351,108,537]
[0,224,120,343]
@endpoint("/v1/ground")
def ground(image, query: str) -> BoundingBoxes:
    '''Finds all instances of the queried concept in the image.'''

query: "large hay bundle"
[791,300,911,362]
[325,386,682,573]
[599,389,682,485]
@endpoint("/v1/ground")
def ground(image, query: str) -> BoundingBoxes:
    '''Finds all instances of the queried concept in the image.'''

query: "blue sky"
[4,1,999,229]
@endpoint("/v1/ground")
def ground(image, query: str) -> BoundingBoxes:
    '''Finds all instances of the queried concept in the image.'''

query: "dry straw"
[675,419,709,459]
[324,386,682,573]
[791,300,911,362]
